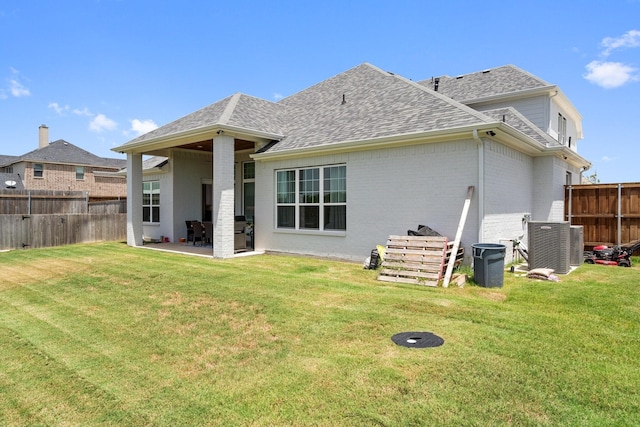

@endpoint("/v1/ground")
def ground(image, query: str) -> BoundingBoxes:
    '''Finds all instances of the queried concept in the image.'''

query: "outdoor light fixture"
[486,131,496,136]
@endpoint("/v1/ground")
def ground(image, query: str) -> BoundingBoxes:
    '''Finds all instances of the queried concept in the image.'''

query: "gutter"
[472,129,485,244]
[252,124,499,161]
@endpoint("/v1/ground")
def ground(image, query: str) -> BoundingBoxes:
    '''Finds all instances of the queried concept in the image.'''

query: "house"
[113,63,591,261]
[0,125,127,200]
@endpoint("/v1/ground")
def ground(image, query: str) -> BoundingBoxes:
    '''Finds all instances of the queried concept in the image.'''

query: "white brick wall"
[256,139,481,262]
[482,140,533,249]
[213,135,235,258]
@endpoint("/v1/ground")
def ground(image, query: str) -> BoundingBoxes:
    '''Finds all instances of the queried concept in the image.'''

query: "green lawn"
[1,242,639,426]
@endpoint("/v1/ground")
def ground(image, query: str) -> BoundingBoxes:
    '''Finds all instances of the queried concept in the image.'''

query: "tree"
[586,171,600,184]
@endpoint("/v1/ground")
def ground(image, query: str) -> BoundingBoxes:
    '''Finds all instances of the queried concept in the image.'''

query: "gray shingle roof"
[417,65,553,102]
[267,63,493,152]
[125,93,285,145]
[0,155,19,168]
[0,173,24,190]
[118,62,561,155]
[482,107,559,147]
[143,156,168,169]
[15,140,126,169]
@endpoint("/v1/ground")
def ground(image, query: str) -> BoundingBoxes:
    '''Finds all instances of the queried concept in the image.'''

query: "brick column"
[126,153,143,246]
[212,134,235,258]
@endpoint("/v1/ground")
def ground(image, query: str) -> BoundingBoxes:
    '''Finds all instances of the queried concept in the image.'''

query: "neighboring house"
[0,125,127,201]
[114,63,591,260]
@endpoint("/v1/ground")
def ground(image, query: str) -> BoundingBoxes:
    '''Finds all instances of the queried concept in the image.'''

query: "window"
[276,165,346,231]
[143,181,160,223]
[76,166,84,180]
[558,113,567,144]
[33,163,43,178]
[243,162,255,222]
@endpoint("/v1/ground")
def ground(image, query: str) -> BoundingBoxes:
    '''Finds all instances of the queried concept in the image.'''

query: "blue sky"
[1,0,639,183]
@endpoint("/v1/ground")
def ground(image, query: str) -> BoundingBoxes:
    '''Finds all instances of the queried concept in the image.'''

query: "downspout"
[472,129,484,243]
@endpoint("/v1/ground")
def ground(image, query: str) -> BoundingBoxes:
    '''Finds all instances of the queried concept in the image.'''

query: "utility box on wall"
[528,221,571,274]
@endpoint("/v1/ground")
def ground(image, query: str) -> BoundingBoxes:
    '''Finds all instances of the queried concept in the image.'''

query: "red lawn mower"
[583,242,640,267]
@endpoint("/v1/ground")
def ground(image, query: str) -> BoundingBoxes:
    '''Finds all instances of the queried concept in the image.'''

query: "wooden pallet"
[445,242,465,269]
[378,235,449,286]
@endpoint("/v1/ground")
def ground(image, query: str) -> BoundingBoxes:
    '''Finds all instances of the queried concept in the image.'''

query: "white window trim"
[143,180,160,224]
[275,164,346,233]
[558,113,567,145]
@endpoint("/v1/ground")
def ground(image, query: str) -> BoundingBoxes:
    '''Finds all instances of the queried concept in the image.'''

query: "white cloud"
[601,29,640,57]
[602,156,615,162]
[130,118,158,136]
[584,61,639,88]
[73,107,92,117]
[5,68,30,97]
[48,102,70,115]
[273,92,283,100]
[9,79,30,97]
[89,114,118,132]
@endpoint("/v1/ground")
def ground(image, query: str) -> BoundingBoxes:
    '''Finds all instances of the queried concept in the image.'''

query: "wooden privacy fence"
[0,189,126,215]
[0,214,126,250]
[565,183,640,251]
[88,199,127,215]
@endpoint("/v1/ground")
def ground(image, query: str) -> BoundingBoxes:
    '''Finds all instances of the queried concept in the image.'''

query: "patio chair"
[203,222,213,246]
[185,220,195,244]
[191,221,204,246]
[234,216,247,252]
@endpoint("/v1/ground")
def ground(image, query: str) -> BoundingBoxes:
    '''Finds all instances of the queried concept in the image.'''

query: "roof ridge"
[385,67,495,125]
[218,92,242,125]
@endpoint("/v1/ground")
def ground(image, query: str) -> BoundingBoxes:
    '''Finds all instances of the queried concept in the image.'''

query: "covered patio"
[113,93,285,259]
[137,240,264,258]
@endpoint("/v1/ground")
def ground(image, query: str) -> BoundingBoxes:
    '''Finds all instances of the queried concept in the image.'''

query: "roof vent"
[482,69,491,74]
[341,94,346,105]
[434,78,440,91]
[455,75,464,79]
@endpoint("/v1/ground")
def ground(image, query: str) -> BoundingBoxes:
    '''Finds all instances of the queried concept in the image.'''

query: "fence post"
[617,184,622,246]
[28,191,31,215]
[567,185,572,224]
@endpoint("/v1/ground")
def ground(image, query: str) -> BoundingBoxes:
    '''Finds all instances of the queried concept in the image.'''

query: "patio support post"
[126,152,143,246]
[212,134,235,258]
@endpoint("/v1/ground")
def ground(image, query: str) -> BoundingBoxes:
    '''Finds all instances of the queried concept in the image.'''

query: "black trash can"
[472,243,506,288]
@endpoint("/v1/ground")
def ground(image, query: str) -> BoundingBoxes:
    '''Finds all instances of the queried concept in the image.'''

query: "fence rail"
[566,183,640,252]
[0,214,126,250]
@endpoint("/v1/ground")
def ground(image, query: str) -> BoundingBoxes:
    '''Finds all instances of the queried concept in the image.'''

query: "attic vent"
[455,75,464,79]
[482,69,491,74]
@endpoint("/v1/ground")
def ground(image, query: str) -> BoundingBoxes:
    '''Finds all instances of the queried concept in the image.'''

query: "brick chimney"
[38,124,49,149]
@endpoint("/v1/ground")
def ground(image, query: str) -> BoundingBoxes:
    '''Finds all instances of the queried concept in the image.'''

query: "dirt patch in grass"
[0,258,90,291]
[479,290,507,302]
